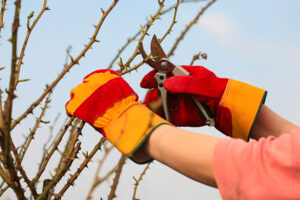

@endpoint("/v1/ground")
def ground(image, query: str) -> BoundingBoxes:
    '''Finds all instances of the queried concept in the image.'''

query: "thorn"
[18,79,31,83]
[140,25,145,33]
[101,8,105,14]
[93,24,97,29]
[45,7,51,11]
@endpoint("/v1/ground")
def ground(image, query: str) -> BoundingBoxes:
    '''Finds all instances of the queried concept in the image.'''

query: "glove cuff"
[101,103,171,164]
[220,79,267,140]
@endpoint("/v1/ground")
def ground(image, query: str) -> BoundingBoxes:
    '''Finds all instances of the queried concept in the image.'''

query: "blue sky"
[1,0,300,199]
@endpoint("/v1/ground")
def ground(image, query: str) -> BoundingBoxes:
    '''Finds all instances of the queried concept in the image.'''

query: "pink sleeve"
[213,129,300,200]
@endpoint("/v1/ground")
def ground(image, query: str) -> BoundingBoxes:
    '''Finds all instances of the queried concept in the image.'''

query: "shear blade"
[151,35,168,61]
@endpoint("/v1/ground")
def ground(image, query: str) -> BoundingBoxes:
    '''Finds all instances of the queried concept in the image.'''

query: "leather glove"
[141,66,267,141]
[66,69,170,163]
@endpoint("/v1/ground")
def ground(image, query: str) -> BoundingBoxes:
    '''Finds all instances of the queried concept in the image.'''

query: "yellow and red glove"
[66,69,170,163]
[141,66,267,141]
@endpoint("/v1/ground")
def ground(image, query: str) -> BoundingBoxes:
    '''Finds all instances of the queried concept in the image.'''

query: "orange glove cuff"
[98,102,170,163]
[220,79,267,140]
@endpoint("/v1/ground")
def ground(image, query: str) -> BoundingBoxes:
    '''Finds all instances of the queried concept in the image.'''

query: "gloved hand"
[141,66,267,141]
[66,69,170,164]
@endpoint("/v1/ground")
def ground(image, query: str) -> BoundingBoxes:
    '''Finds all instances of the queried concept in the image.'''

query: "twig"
[119,61,144,75]
[20,95,51,161]
[11,141,38,198]
[1,0,26,198]
[107,154,127,200]
[32,117,76,185]
[118,0,165,74]
[108,29,141,70]
[0,0,6,36]
[0,164,11,186]
[168,0,216,57]
[37,142,81,200]
[0,185,9,196]
[14,0,49,89]
[55,118,81,172]
[11,0,120,130]
[86,144,113,200]
[0,89,3,131]
[54,120,83,177]
[189,52,201,65]
[108,0,191,69]
[132,163,151,200]
[116,0,208,75]
[54,138,106,200]
[159,0,180,42]
[42,112,61,157]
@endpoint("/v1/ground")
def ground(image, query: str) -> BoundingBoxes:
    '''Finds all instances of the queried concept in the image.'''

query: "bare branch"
[159,0,180,42]
[11,0,120,130]
[54,137,106,200]
[37,141,81,200]
[20,94,51,161]
[1,0,26,198]
[132,163,151,200]
[11,142,38,198]
[107,154,127,200]
[0,0,7,36]
[168,0,216,57]
[0,164,12,187]
[86,144,113,200]
[55,118,81,172]
[0,185,9,197]
[118,1,165,74]
[32,117,76,185]
[14,0,48,89]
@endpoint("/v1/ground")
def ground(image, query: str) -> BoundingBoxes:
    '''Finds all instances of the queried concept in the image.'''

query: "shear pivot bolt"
[161,62,168,68]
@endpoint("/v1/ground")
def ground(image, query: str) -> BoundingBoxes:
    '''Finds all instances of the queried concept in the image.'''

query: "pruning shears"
[138,35,215,126]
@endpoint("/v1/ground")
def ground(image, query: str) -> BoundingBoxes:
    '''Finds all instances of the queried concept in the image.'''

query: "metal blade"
[151,35,168,61]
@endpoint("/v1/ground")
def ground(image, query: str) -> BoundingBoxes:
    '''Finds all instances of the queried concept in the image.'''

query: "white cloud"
[200,13,241,43]
[198,13,300,68]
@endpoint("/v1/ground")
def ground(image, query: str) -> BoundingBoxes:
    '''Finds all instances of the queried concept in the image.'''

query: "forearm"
[251,105,300,139]
[142,125,220,187]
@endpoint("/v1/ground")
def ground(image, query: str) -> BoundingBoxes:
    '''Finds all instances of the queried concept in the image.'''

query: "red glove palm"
[141,66,267,140]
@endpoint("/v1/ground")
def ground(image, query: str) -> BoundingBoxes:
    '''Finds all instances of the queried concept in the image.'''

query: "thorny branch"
[117,0,165,73]
[54,137,107,200]
[0,163,11,187]
[37,141,82,200]
[86,144,114,200]
[55,118,81,172]
[108,0,199,69]
[11,142,38,198]
[117,0,209,75]
[0,0,217,199]
[32,117,76,185]
[132,163,151,200]
[14,0,49,90]
[0,0,6,36]
[107,154,127,200]
[20,94,51,161]
[11,0,120,130]
[0,185,9,196]
[1,0,26,199]
[159,0,180,42]
[168,0,216,57]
